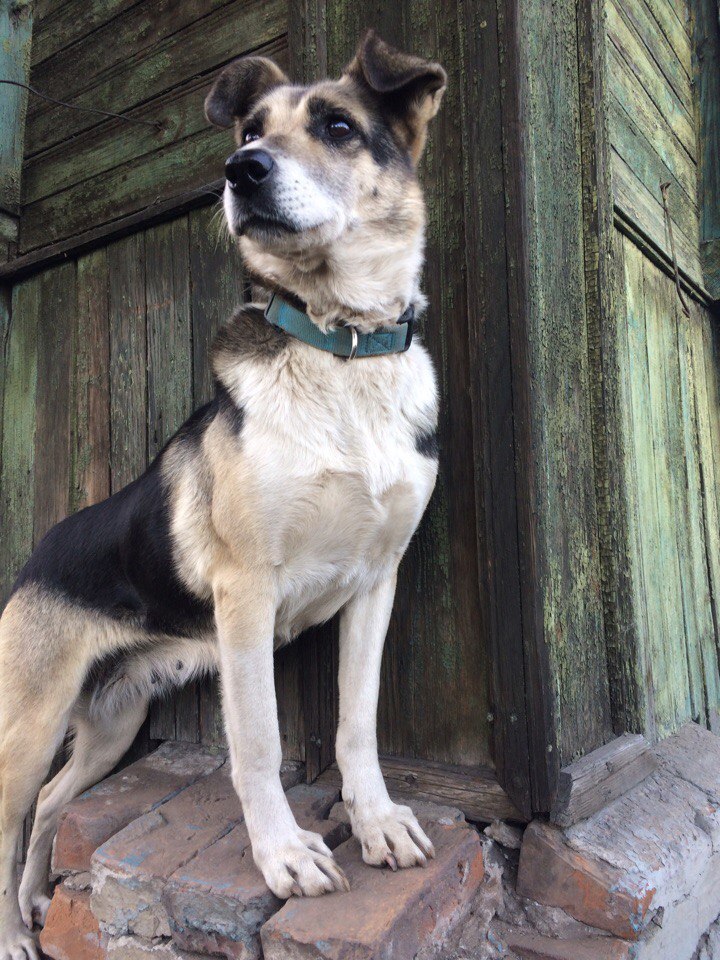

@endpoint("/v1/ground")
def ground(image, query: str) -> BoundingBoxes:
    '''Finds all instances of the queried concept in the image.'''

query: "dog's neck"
[240,226,426,335]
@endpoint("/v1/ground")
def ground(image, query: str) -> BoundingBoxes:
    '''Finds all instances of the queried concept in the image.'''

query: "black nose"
[225,149,275,194]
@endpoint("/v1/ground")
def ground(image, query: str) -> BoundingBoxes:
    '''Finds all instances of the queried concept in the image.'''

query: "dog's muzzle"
[225,149,275,196]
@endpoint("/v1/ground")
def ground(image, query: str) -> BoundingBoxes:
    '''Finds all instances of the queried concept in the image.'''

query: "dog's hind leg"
[17,694,149,929]
[0,595,94,960]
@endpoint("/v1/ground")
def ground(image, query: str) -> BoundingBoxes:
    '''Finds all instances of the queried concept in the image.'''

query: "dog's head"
[205,31,445,324]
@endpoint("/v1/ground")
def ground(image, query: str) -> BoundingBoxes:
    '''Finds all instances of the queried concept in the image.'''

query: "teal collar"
[264,292,415,359]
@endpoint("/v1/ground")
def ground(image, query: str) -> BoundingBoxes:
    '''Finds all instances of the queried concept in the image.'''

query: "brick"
[261,821,484,960]
[91,761,303,939]
[40,884,107,960]
[328,798,465,827]
[517,823,653,941]
[106,934,206,958]
[54,743,226,875]
[166,783,349,960]
[504,931,634,960]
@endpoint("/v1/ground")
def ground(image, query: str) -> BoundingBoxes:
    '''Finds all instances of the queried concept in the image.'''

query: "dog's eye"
[326,117,353,140]
[242,126,261,145]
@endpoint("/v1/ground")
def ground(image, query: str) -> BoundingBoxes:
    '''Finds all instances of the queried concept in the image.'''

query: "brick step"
[40,743,483,960]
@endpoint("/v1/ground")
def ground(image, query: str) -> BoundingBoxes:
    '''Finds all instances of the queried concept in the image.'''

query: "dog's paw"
[0,923,40,960]
[255,828,350,898]
[18,888,52,930]
[350,802,435,870]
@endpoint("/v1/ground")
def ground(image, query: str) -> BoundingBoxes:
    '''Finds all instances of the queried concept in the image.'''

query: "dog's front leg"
[336,573,435,870]
[215,570,348,898]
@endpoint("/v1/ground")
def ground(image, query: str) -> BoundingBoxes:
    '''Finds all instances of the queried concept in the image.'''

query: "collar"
[264,292,415,359]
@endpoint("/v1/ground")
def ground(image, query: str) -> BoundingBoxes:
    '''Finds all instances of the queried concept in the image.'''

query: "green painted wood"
[608,0,695,156]
[0,276,39,606]
[73,249,110,512]
[608,43,696,202]
[675,302,720,723]
[25,0,287,159]
[618,0,693,110]
[644,0,693,76]
[0,0,33,259]
[609,97,698,244]
[514,0,612,767]
[691,0,720,300]
[145,216,195,742]
[0,284,8,491]
[611,148,702,285]
[32,263,76,544]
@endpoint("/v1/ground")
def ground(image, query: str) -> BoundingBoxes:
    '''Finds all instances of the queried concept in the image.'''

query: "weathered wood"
[318,756,527,825]
[550,734,658,827]
[32,263,76,543]
[0,182,224,285]
[457,0,531,816]
[644,0,693,75]
[25,0,287,158]
[73,249,110,511]
[0,0,33,259]
[511,0,612,770]
[0,276,39,605]
[691,0,720,299]
[145,217,194,742]
[31,0,143,66]
[108,233,147,493]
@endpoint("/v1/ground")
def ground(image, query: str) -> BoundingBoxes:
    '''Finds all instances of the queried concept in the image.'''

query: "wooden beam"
[550,733,658,827]
[0,0,33,260]
[691,0,720,300]
[318,755,527,825]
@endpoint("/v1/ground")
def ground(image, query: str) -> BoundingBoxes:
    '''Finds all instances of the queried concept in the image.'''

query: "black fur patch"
[415,426,439,459]
[11,382,245,635]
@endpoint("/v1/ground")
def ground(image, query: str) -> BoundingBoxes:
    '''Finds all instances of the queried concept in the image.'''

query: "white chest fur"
[173,335,439,643]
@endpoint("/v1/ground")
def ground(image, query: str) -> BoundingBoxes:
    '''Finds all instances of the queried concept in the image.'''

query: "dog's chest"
[235,344,438,636]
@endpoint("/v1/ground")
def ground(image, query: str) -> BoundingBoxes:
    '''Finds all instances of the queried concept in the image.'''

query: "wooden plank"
[644,0,693,72]
[676,303,720,721]
[609,96,698,246]
[691,0,720,300]
[607,0,695,155]
[0,0,33,259]
[623,240,682,738]
[25,0,287,158]
[512,0,611,768]
[145,216,194,742]
[0,276,39,606]
[550,734,658,827]
[29,0,237,108]
[108,232,147,491]
[457,0,531,814]
[618,0,693,105]
[0,181,224,285]
[608,43,696,196]
[22,40,288,208]
[31,0,144,66]
[0,285,8,489]
[612,148,702,287]
[32,263,76,544]
[187,204,244,752]
[642,259,696,725]
[73,249,110,511]
[318,756,527,825]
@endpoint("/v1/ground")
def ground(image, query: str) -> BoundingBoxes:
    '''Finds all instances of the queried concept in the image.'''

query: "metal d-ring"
[347,326,359,360]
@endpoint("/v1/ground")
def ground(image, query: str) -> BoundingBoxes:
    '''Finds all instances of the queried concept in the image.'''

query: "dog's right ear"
[205,57,289,128]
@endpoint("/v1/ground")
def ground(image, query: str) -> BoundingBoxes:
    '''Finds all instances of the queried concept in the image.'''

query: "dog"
[0,29,446,959]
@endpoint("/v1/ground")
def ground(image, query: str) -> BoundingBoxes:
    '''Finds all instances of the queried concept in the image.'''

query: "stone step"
[40,885,107,960]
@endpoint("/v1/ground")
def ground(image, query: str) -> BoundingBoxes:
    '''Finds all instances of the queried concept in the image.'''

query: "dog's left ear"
[345,30,447,163]
[205,56,289,128]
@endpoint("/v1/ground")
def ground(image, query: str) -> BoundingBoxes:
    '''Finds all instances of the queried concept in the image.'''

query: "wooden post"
[692,0,720,301]
[0,0,32,262]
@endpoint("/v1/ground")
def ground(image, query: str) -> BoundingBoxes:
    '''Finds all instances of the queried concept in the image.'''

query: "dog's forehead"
[258,77,370,128]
